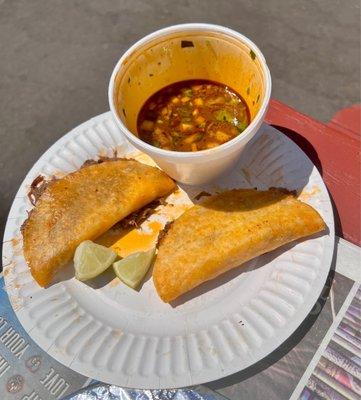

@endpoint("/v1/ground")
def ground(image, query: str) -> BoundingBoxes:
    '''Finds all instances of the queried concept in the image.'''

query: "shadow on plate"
[50,256,156,292]
[83,268,116,289]
[271,125,323,176]
[50,261,116,290]
[51,262,75,286]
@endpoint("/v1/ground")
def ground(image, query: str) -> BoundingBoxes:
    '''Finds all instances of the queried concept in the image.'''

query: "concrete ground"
[0,0,360,233]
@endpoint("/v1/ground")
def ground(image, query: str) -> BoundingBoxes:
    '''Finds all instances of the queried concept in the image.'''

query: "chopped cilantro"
[237,121,247,133]
[215,110,234,123]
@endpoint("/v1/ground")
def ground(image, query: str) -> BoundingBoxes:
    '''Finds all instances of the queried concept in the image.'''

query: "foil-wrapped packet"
[65,384,226,400]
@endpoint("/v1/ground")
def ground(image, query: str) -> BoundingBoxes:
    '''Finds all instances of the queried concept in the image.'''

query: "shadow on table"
[207,244,337,391]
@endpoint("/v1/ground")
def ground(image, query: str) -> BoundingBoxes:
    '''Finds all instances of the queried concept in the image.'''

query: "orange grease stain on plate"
[102,220,163,288]
[110,221,163,258]
[95,183,193,290]
[11,237,23,256]
[98,148,109,157]
[299,185,321,201]
[159,203,192,220]
[129,152,157,167]
[11,237,20,247]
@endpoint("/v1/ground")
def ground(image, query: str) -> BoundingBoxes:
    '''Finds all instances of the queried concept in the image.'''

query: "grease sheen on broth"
[137,80,250,152]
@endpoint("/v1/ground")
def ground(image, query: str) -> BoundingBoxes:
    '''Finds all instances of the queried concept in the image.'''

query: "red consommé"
[137,79,250,152]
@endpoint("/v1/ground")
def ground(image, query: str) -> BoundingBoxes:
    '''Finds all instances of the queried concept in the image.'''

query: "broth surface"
[137,80,250,152]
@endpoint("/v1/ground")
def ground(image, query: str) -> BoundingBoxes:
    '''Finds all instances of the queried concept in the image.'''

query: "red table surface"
[265,100,360,246]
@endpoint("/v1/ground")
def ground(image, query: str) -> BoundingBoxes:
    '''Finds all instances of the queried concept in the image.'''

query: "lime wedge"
[74,240,117,281]
[113,248,155,289]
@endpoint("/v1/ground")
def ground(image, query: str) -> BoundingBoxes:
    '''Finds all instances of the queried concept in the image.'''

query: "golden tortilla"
[153,188,326,302]
[22,159,175,287]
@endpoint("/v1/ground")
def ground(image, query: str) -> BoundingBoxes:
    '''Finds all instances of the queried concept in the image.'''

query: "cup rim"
[108,23,272,160]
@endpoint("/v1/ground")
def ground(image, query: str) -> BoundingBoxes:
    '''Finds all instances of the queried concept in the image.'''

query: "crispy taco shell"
[22,159,175,287]
[153,188,325,302]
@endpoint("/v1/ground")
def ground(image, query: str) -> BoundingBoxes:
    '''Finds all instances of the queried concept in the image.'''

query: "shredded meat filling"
[114,198,167,230]
[156,221,174,248]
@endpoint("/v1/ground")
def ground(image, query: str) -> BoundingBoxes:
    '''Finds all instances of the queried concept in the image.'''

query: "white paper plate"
[2,112,334,389]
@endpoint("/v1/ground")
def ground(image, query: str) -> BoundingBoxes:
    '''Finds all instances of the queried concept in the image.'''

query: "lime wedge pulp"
[74,240,117,281]
[113,248,156,289]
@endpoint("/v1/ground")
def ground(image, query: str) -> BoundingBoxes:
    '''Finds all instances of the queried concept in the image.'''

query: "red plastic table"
[265,100,361,246]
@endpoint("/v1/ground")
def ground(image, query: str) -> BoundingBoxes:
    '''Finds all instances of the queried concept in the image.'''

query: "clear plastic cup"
[109,23,271,185]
